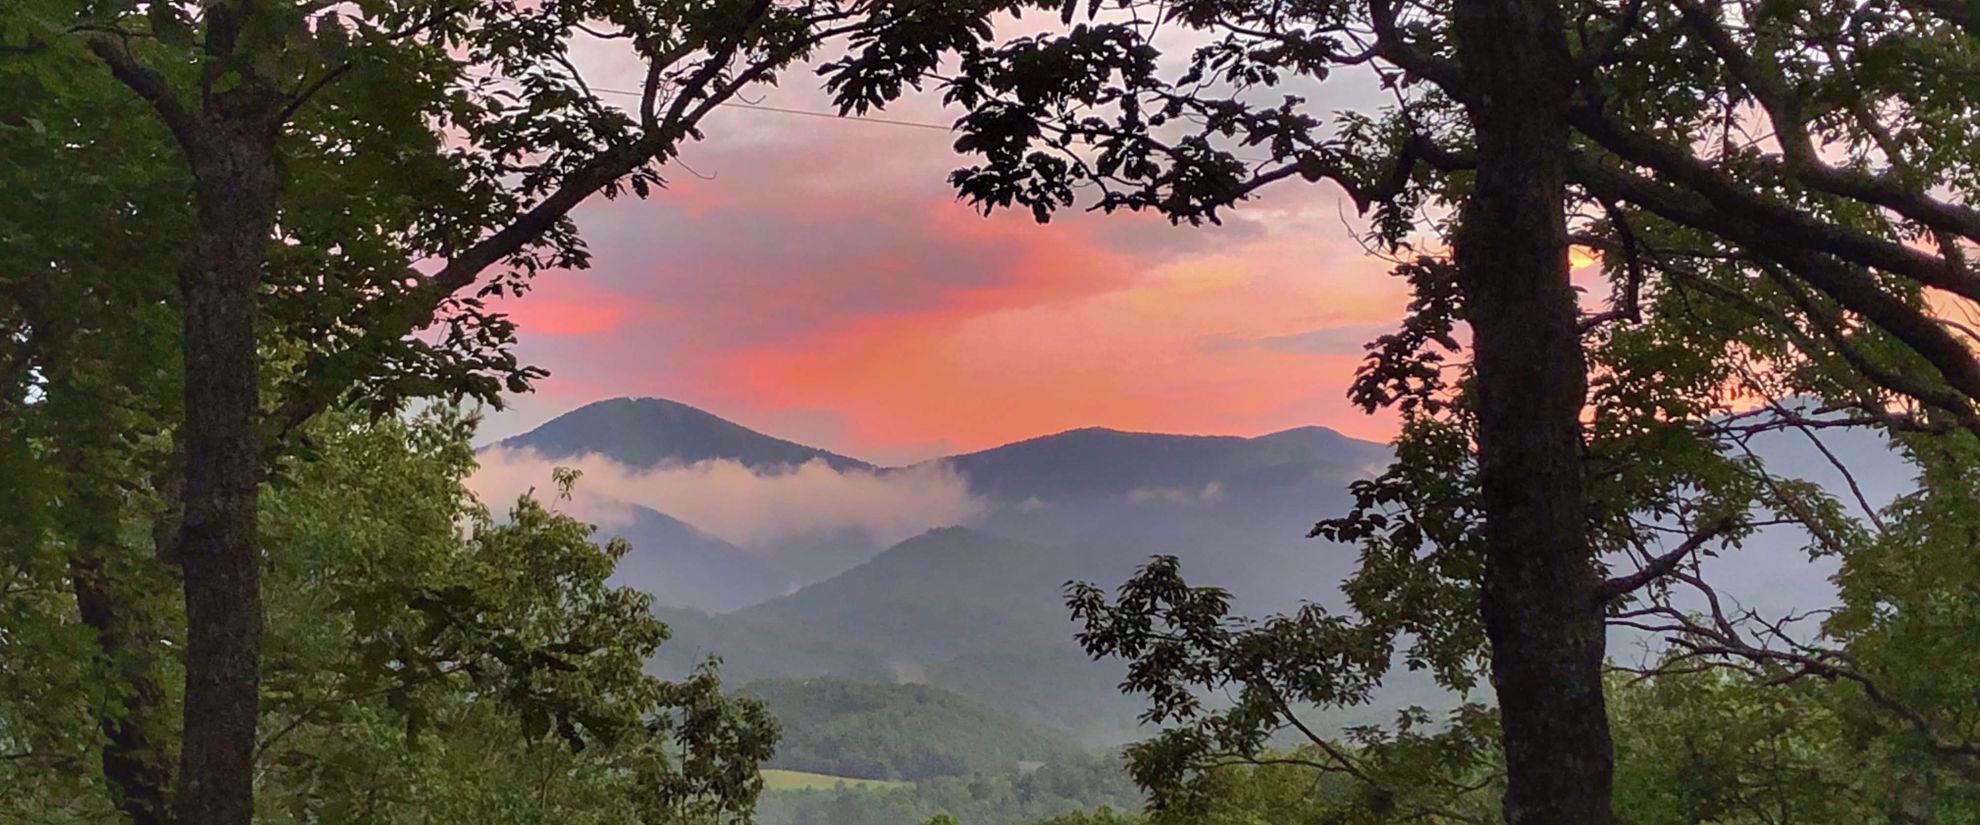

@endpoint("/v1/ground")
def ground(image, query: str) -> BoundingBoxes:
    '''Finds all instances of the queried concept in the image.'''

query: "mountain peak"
[1248,425,1378,456]
[932,423,1384,501]
[496,396,872,471]
[1254,424,1348,439]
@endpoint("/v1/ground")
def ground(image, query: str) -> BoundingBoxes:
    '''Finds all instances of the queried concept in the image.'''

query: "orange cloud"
[702,229,1408,456]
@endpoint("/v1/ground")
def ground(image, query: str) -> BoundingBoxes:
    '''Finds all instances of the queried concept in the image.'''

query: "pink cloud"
[487,274,646,337]
[503,299,635,336]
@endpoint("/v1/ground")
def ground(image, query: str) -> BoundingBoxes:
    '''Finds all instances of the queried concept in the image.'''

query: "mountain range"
[484,397,1394,738]
[493,397,1390,614]
[482,396,1909,742]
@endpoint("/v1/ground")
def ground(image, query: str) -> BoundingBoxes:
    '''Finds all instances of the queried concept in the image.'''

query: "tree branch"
[268,0,803,441]
[1570,154,1980,418]
[1568,102,1980,302]
[1668,0,1980,249]
[1596,514,1735,604]
[275,62,352,127]
[83,34,202,158]
[1577,199,1645,331]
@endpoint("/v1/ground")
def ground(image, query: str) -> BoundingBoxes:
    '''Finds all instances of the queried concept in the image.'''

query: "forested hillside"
[745,679,1087,781]
[649,528,1151,738]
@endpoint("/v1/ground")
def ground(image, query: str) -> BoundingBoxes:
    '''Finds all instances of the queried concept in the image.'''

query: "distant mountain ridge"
[497,396,1384,485]
[603,505,794,611]
[485,396,1396,724]
[482,396,1391,613]
[933,424,1385,501]
[496,396,872,471]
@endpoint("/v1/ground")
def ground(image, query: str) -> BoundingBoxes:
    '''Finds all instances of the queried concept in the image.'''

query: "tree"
[251,414,778,823]
[810,0,1980,821]
[0,407,779,823]
[1057,329,1980,820]
[0,25,188,821]
[1602,430,1980,823]
[828,0,1605,816]
[5,1,1014,820]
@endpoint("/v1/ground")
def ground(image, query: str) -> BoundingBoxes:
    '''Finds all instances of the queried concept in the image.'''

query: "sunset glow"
[482,79,1421,462]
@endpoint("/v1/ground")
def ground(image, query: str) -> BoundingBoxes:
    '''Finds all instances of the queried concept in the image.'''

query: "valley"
[483,398,1406,738]
[476,395,1907,825]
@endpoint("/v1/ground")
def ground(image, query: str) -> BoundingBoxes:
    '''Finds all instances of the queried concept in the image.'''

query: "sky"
[475,38,1430,467]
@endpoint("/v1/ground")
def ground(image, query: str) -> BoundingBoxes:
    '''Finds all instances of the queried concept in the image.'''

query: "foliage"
[4,0,1039,818]
[0,409,777,822]
[745,678,1086,782]
[1025,811,1140,825]
[1608,657,1980,824]
[1066,550,1504,821]
[1609,670,1865,824]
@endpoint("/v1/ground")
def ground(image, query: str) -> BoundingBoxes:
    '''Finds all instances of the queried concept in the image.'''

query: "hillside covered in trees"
[745,679,1087,782]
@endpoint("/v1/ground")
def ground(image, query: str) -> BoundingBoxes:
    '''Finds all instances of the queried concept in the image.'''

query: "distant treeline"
[747,678,1089,782]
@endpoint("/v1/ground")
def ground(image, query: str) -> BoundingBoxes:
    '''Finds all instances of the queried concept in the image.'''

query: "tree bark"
[171,118,281,825]
[1451,0,1614,822]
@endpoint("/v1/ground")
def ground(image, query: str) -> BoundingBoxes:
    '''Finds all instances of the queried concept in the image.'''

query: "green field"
[761,769,912,792]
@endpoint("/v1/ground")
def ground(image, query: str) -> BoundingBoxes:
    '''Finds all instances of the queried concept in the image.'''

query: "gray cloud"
[1199,322,1395,356]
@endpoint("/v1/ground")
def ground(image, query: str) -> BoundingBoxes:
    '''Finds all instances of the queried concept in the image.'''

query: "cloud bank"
[469,446,986,548]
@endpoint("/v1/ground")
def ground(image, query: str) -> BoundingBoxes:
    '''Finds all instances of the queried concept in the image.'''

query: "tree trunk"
[71,548,175,825]
[64,440,175,825]
[1451,0,1614,822]
[171,121,280,825]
